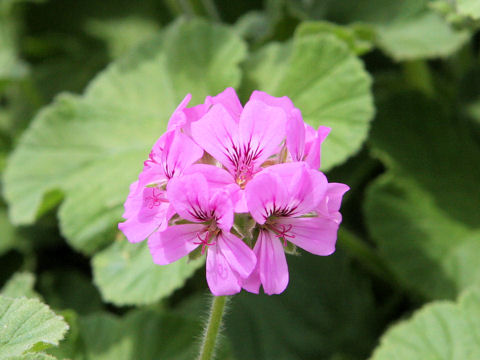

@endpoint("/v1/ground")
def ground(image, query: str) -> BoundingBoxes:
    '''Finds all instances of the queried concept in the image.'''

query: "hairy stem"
[197,295,229,360]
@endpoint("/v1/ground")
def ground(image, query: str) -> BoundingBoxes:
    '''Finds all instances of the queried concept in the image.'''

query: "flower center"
[193,230,217,254]
[145,188,168,209]
[266,223,295,246]
[235,162,254,189]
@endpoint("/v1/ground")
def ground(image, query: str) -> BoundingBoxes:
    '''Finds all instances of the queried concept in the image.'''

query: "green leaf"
[1,272,38,299]
[376,12,469,61]
[3,19,247,254]
[0,207,21,256]
[370,286,480,359]
[7,353,57,360]
[233,11,270,44]
[0,10,27,83]
[0,296,68,359]
[295,21,376,55]
[243,34,374,170]
[78,310,206,360]
[45,310,83,360]
[85,16,160,59]
[365,93,480,299]
[92,239,203,306]
[457,0,480,20]
[225,250,381,360]
[286,0,469,61]
[366,174,480,299]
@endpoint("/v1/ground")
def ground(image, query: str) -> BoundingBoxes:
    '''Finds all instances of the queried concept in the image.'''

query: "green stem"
[197,295,228,360]
[178,0,195,19]
[201,0,221,22]
[402,60,434,97]
[338,228,398,285]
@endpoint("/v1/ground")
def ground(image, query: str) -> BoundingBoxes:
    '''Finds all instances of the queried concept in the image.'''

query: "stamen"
[267,223,295,247]
[145,188,168,209]
[193,231,216,254]
[144,150,158,167]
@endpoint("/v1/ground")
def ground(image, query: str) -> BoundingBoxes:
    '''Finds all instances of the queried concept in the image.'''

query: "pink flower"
[148,174,256,296]
[252,90,331,169]
[242,162,348,295]
[118,129,203,243]
[190,91,287,210]
[118,88,348,296]
[167,88,243,135]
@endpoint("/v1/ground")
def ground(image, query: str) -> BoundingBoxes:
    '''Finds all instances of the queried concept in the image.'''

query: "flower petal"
[119,187,171,243]
[257,230,289,295]
[245,171,288,224]
[167,173,210,222]
[241,264,261,294]
[286,109,305,162]
[191,103,239,173]
[122,180,141,218]
[183,164,234,189]
[206,244,242,296]
[217,232,256,278]
[249,90,294,115]
[239,99,287,168]
[148,224,203,265]
[305,125,330,169]
[167,93,191,130]
[263,162,327,215]
[277,216,339,256]
[207,87,243,121]
[210,190,234,231]
[325,183,350,213]
[160,130,203,179]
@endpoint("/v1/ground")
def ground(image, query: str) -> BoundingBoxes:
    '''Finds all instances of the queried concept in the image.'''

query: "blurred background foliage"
[1,0,480,359]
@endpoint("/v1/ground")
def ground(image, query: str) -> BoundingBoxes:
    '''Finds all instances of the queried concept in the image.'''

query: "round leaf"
[370,286,480,360]
[92,240,204,306]
[3,19,247,254]
[0,296,68,359]
[244,34,374,170]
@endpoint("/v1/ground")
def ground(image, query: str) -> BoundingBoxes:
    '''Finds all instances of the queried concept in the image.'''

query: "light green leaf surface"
[7,353,57,360]
[370,286,480,359]
[45,310,83,360]
[243,34,374,170]
[286,0,469,61]
[3,19,246,254]
[365,93,480,299]
[0,296,68,359]
[295,21,376,55]
[457,0,480,20]
[1,272,38,299]
[92,239,204,306]
[376,12,469,61]
[78,310,205,360]
[85,16,160,59]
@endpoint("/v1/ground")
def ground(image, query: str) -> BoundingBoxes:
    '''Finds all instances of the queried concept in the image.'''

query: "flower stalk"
[198,295,229,360]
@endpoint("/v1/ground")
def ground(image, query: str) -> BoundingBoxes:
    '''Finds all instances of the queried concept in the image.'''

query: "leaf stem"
[201,0,221,22]
[338,227,398,285]
[197,295,228,360]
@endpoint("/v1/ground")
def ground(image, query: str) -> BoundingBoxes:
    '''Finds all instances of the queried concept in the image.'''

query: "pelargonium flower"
[118,87,348,296]
[243,162,348,295]
[118,129,203,243]
[148,174,256,295]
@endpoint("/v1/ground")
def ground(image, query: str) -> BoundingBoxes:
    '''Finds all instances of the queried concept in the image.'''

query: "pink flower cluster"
[119,88,349,296]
